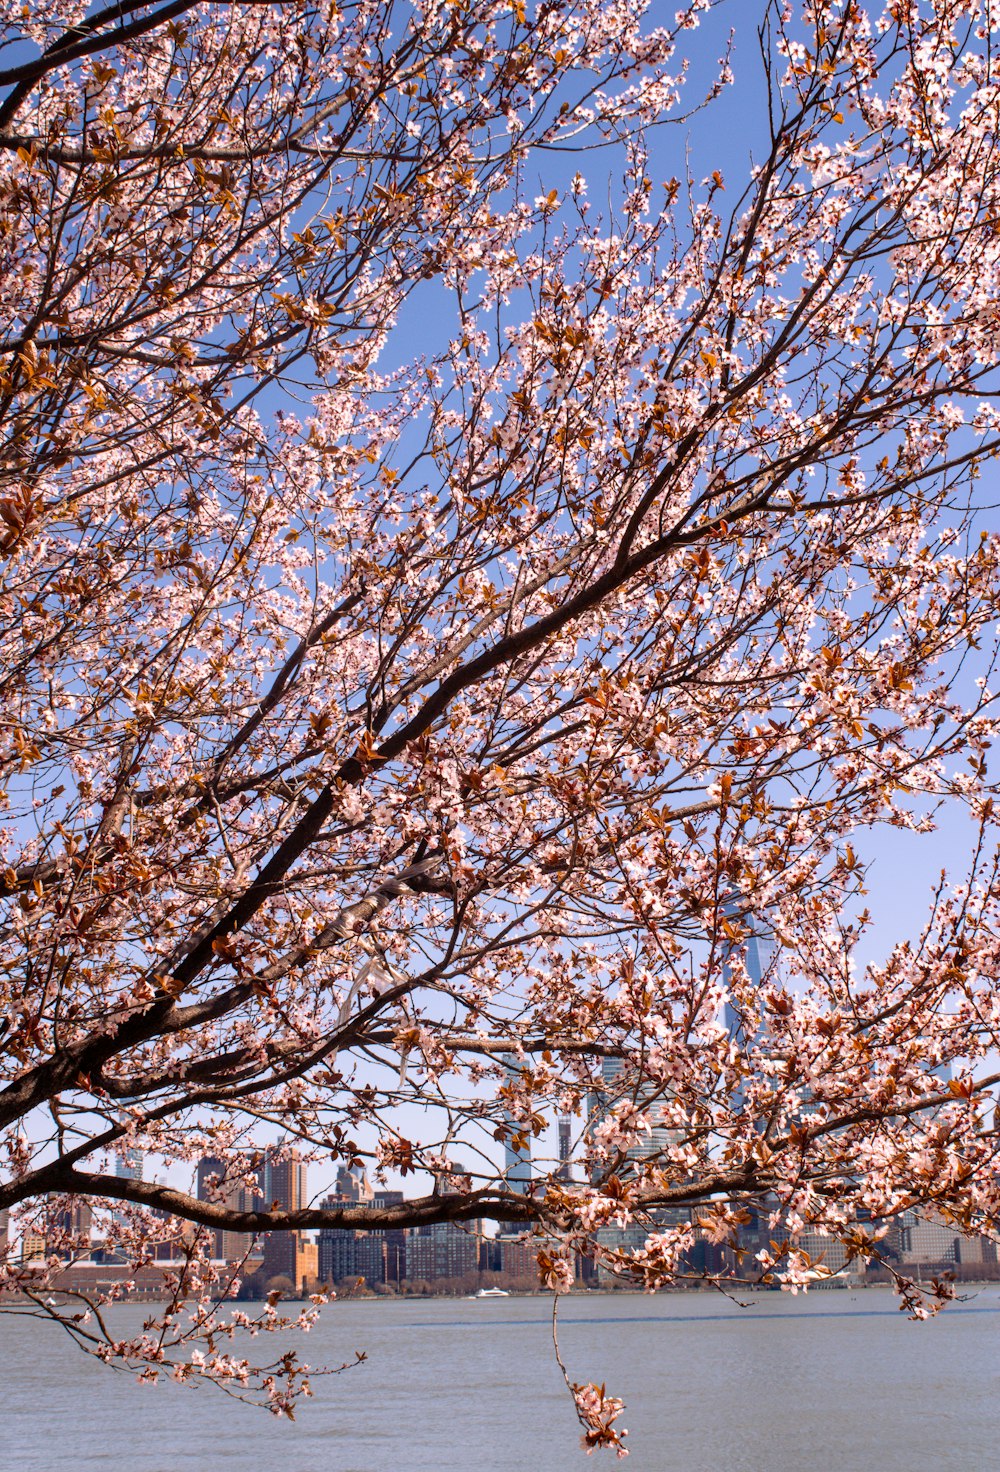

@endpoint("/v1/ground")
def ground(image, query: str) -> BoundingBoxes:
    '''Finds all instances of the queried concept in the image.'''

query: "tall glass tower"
[591,1055,676,1168]
[109,1146,145,1236]
[115,1147,143,1183]
[502,1054,533,1193]
[723,919,779,1048]
[556,1115,574,1182]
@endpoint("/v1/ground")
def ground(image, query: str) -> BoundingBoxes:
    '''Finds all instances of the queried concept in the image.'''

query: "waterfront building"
[317,1185,368,1283]
[796,1229,850,1281]
[682,1226,729,1279]
[315,1175,404,1287]
[20,1229,47,1263]
[406,1218,480,1282]
[297,1239,318,1284]
[405,1165,481,1284]
[49,1197,93,1260]
[317,1199,365,1284]
[47,1261,180,1297]
[581,1048,685,1284]
[495,1230,576,1285]
[595,1221,656,1284]
[953,1232,998,1268]
[258,1144,311,1291]
[196,1154,260,1263]
[366,1189,407,1283]
[898,1210,959,1265]
[498,1233,538,1280]
[148,1205,186,1262]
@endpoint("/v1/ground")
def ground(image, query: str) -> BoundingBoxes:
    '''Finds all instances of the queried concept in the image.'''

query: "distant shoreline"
[21,1278,1000,1308]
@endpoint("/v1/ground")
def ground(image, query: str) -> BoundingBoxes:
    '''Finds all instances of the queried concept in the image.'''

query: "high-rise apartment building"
[260,1147,307,1215]
[405,1218,481,1282]
[317,1186,407,1286]
[405,1167,482,1283]
[49,1198,93,1260]
[20,1228,47,1263]
[259,1144,311,1289]
[366,1190,407,1283]
[585,1055,686,1282]
[196,1155,260,1263]
[317,1196,365,1284]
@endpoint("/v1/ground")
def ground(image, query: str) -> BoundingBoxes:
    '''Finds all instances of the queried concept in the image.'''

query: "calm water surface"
[3,1289,999,1471]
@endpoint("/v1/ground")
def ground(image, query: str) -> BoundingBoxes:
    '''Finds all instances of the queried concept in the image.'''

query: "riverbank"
[19,1270,1000,1307]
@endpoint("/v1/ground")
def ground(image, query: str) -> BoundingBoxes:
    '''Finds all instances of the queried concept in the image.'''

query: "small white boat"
[475,1286,510,1299]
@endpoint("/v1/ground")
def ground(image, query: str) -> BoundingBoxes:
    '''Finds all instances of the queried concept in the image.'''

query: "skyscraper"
[260,1147,306,1215]
[718,905,784,1124]
[49,1197,93,1260]
[502,1054,533,1194]
[109,1147,144,1234]
[259,1144,309,1288]
[115,1147,144,1184]
[557,1115,574,1183]
[588,1058,686,1281]
[317,1195,366,1284]
[722,912,779,1050]
[196,1155,259,1262]
[20,1228,47,1264]
[592,1055,676,1169]
[367,1189,407,1283]
[405,1165,483,1284]
[332,1163,372,1204]
[315,1175,403,1287]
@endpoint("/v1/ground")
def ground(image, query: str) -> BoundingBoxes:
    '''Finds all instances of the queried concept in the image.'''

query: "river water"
[3,1289,998,1471]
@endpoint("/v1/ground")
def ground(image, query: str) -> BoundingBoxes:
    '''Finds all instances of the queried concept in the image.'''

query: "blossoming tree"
[2,0,1000,1451]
